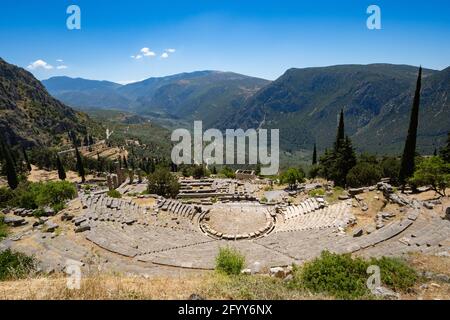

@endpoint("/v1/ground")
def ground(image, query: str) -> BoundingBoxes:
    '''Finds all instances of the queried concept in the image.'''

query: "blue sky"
[0,0,449,83]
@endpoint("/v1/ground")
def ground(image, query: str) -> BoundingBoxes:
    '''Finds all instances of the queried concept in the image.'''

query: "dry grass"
[402,253,450,300]
[407,253,450,276]
[0,273,209,300]
[0,272,324,300]
[131,197,157,207]
[27,165,95,184]
[1,255,447,300]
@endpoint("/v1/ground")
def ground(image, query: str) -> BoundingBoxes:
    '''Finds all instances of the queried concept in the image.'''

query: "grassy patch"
[0,249,36,281]
[309,188,325,197]
[325,187,345,203]
[107,190,122,199]
[203,273,311,300]
[215,247,245,276]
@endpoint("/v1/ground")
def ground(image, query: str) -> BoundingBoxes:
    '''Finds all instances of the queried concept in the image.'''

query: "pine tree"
[22,147,32,172]
[341,136,357,183]
[399,67,422,186]
[318,111,357,187]
[0,137,18,190]
[312,143,318,165]
[83,135,89,147]
[75,147,85,183]
[56,154,66,180]
[440,132,450,163]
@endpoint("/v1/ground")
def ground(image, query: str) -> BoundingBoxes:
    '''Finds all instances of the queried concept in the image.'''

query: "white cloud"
[56,59,64,63]
[131,47,174,60]
[27,60,54,70]
[56,65,68,70]
[140,47,156,57]
[131,48,155,60]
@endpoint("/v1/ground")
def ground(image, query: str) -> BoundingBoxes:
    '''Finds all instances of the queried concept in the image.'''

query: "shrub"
[0,187,14,208]
[221,166,236,179]
[0,249,36,281]
[380,157,401,185]
[346,162,382,188]
[107,190,122,199]
[279,167,305,190]
[409,156,450,197]
[215,247,245,276]
[192,165,206,179]
[31,181,77,208]
[11,183,39,209]
[32,209,46,218]
[8,181,76,212]
[51,202,66,213]
[147,168,180,198]
[293,251,419,299]
[0,215,7,239]
[308,165,320,179]
[369,256,417,291]
[298,251,370,299]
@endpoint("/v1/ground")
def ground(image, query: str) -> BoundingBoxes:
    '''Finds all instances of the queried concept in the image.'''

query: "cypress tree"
[56,154,66,180]
[0,137,18,190]
[83,135,89,147]
[96,153,104,173]
[22,147,32,172]
[312,143,318,165]
[88,135,94,146]
[75,147,85,183]
[399,66,422,185]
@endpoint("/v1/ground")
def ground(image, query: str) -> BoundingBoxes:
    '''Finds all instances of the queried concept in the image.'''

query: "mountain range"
[0,58,99,147]
[43,71,270,127]
[220,64,450,154]
[43,64,449,155]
